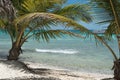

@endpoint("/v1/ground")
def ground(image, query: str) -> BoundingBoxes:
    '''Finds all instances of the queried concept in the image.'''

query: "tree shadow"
[0,60,61,80]
[101,78,114,80]
[0,60,113,80]
[2,77,61,80]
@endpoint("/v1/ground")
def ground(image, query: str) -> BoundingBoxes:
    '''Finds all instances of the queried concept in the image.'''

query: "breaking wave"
[35,49,78,54]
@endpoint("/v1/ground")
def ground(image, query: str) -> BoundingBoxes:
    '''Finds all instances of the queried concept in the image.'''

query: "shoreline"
[0,60,113,80]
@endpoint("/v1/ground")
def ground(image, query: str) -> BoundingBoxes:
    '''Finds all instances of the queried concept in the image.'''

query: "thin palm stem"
[94,34,118,61]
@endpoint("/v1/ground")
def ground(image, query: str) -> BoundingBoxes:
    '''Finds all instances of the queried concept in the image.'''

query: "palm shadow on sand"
[0,60,114,80]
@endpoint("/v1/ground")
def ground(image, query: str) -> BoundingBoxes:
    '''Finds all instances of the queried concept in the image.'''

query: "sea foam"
[35,49,78,54]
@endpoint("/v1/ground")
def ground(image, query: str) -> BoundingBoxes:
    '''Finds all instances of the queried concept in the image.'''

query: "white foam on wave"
[35,49,78,54]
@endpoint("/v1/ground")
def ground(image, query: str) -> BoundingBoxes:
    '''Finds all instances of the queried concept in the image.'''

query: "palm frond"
[32,30,84,42]
[91,0,120,23]
[96,20,113,24]
[55,4,92,22]
[90,0,114,23]
[0,18,10,29]
[11,0,24,9]
[104,21,120,39]
[105,21,116,36]
[91,0,112,12]
[14,12,91,35]
[14,0,67,15]
[0,7,7,18]
[0,19,5,28]
[22,0,36,12]
[0,0,15,21]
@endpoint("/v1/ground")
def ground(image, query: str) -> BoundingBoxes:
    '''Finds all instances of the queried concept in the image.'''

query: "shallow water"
[0,32,118,74]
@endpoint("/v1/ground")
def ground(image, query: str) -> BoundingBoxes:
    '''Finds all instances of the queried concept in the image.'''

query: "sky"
[66,0,89,4]
[65,0,109,30]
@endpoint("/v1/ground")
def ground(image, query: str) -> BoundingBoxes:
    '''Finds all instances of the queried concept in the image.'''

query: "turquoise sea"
[0,31,118,74]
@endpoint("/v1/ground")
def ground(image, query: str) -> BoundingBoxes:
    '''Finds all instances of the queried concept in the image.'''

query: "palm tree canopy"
[11,0,92,22]
[0,0,93,42]
[8,0,93,42]
[11,0,66,15]
[13,12,91,42]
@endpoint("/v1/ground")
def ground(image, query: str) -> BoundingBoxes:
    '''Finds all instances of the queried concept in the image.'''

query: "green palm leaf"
[14,12,91,35]
[12,0,67,15]
[0,19,5,28]
[54,4,92,22]
[32,30,84,42]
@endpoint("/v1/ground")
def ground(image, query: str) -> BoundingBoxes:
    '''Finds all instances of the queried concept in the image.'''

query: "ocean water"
[0,31,118,74]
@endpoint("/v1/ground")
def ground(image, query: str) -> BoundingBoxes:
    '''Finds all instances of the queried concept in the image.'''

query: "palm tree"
[90,0,120,79]
[0,0,92,60]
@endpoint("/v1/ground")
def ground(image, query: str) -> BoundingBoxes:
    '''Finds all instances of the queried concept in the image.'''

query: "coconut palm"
[0,0,92,60]
[90,0,120,79]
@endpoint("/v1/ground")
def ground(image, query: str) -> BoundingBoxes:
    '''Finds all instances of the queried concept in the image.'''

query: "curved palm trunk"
[8,33,25,60]
[113,36,120,80]
[114,60,120,80]
[0,0,19,60]
[7,42,22,60]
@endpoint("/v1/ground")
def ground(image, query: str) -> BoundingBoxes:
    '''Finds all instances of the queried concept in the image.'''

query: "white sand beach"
[0,60,113,80]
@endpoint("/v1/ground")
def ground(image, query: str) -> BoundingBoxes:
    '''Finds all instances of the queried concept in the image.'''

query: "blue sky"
[65,0,108,30]
[67,0,89,4]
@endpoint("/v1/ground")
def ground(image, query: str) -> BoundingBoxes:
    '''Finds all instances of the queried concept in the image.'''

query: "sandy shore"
[0,60,113,80]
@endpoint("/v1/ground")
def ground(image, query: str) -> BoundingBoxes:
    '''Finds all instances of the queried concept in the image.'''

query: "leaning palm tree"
[90,0,120,79]
[0,0,92,60]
